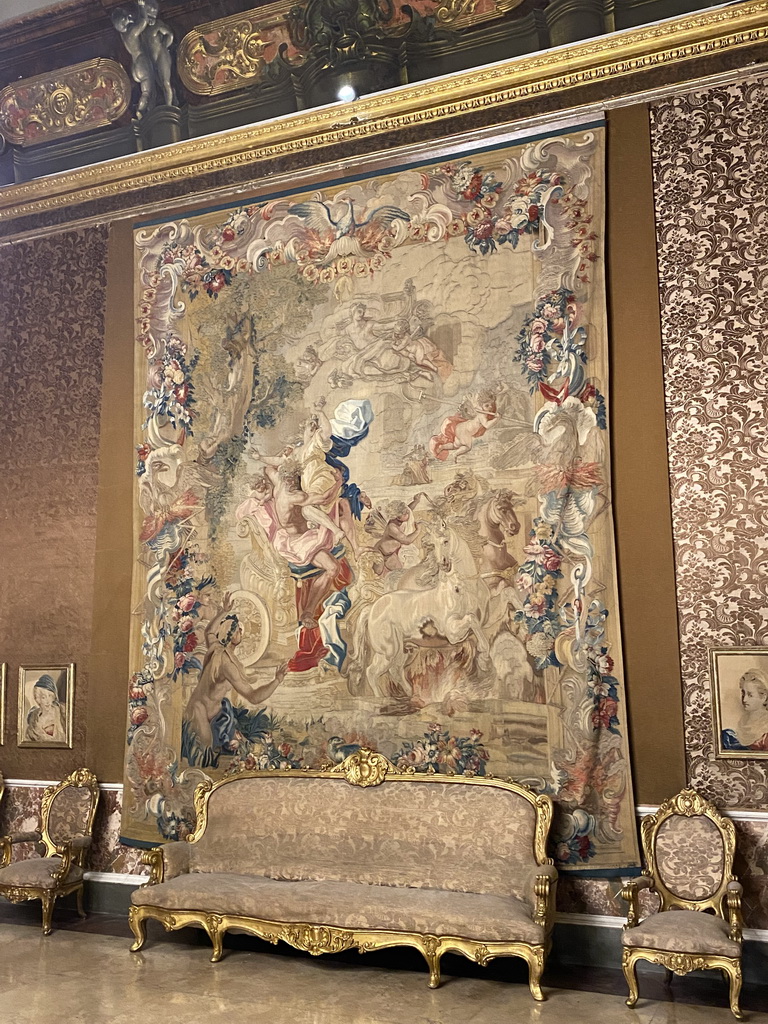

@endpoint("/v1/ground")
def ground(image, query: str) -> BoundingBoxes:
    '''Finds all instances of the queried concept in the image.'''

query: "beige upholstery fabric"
[162,841,191,880]
[654,815,724,900]
[189,777,538,900]
[622,910,739,957]
[0,858,84,888]
[132,872,544,943]
[47,787,93,846]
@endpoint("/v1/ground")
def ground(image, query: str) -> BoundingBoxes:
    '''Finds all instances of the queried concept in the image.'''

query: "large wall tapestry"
[122,122,639,871]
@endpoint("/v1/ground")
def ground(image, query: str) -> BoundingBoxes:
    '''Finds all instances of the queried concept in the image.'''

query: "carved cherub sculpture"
[112,0,176,118]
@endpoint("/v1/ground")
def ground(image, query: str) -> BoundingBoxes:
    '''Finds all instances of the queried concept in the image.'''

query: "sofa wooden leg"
[420,937,441,988]
[207,915,225,962]
[41,893,55,936]
[622,949,639,1008]
[128,907,148,952]
[527,950,545,1001]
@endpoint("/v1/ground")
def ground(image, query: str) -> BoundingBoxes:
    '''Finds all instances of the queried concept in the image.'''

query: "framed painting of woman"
[711,647,768,759]
[17,665,74,749]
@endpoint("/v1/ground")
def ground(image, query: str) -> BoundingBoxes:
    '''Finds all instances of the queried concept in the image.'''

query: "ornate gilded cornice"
[1,2,767,221]
[178,2,289,96]
[0,59,131,148]
[178,0,524,97]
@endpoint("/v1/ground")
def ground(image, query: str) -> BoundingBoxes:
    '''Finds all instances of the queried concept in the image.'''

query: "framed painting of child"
[710,647,768,759]
[17,665,74,749]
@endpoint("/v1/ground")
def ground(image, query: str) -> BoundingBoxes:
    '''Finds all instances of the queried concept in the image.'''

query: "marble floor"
[1,911,767,1024]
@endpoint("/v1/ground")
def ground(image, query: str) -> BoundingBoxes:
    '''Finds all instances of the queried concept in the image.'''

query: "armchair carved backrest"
[40,768,99,863]
[641,788,736,919]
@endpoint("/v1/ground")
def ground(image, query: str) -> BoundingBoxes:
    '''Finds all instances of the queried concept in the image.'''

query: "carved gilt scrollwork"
[0,60,131,147]
[178,16,274,96]
[331,748,395,787]
[281,924,355,954]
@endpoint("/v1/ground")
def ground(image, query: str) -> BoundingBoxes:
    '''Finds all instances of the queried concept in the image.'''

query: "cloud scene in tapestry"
[124,126,639,871]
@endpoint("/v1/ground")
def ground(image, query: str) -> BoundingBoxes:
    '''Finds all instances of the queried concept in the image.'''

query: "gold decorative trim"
[178,0,525,97]
[329,748,396,787]
[0,59,130,148]
[128,905,550,997]
[622,947,743,1019]
[1,2,768,221]
[178,12,275,96]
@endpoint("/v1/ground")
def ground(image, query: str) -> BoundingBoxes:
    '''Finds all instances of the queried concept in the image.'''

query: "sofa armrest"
[521,862,558,931]
[141,842,191,886]
[163,841,191,881]
[618,874,653,929]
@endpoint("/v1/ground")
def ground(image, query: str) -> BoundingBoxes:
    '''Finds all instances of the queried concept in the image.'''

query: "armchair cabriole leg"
[725,961,743,1021]
[76,885,86,918]
[622,949,639,1008]
[41,892,55,936]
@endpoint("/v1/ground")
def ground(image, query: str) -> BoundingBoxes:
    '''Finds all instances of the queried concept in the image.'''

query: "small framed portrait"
[710,647,768,759]
[17,664,74,749]
[0,663,6,745]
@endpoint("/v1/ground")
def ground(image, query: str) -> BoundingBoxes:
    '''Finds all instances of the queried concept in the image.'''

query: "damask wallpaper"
[651,75,768,807]
[0,225,108,776]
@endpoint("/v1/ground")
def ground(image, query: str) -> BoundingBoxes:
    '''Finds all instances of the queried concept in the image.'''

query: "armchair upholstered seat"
[129,749,557,999]
[620,789,743,1020]
[0,768,99,934]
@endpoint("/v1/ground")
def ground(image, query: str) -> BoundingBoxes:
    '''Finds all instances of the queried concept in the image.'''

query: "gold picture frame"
[710,646,768,759]
[17,664,74,749]
[0,663,6,745]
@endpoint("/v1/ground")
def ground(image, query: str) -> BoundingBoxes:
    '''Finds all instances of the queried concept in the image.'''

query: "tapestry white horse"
[349,523,491,699]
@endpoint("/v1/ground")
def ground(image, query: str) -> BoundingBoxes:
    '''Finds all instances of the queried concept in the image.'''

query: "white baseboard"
[84,871,147,885]
[636,804,768,824]
[5,778,123,792]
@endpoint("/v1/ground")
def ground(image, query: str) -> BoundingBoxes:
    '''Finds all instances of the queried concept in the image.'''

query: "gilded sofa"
[129,749,557,999]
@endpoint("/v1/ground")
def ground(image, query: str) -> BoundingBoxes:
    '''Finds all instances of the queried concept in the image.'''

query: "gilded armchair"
[0,768,99,934]
[620,789,743,1020]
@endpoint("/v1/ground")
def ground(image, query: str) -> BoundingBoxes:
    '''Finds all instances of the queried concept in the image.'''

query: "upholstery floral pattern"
[654,815,724,900]
[132,872,544,943]
[190,777,538,899]
[47,787,94,846]
[0,859,84,888]
[622,909,738,958]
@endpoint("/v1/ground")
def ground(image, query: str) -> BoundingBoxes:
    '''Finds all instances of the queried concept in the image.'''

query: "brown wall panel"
[86,220,135,782]
[0,225,108,778]
[605,104,686,803]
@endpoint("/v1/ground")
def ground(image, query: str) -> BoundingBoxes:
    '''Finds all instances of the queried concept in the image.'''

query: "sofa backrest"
[188,773,542,899]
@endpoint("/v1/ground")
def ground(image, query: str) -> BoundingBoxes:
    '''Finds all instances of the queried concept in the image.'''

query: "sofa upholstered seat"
[129,750,557,1000]
[131,871,547,944]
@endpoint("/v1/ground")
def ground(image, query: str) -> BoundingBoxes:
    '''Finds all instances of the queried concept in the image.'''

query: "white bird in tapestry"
[288,198,411,264]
